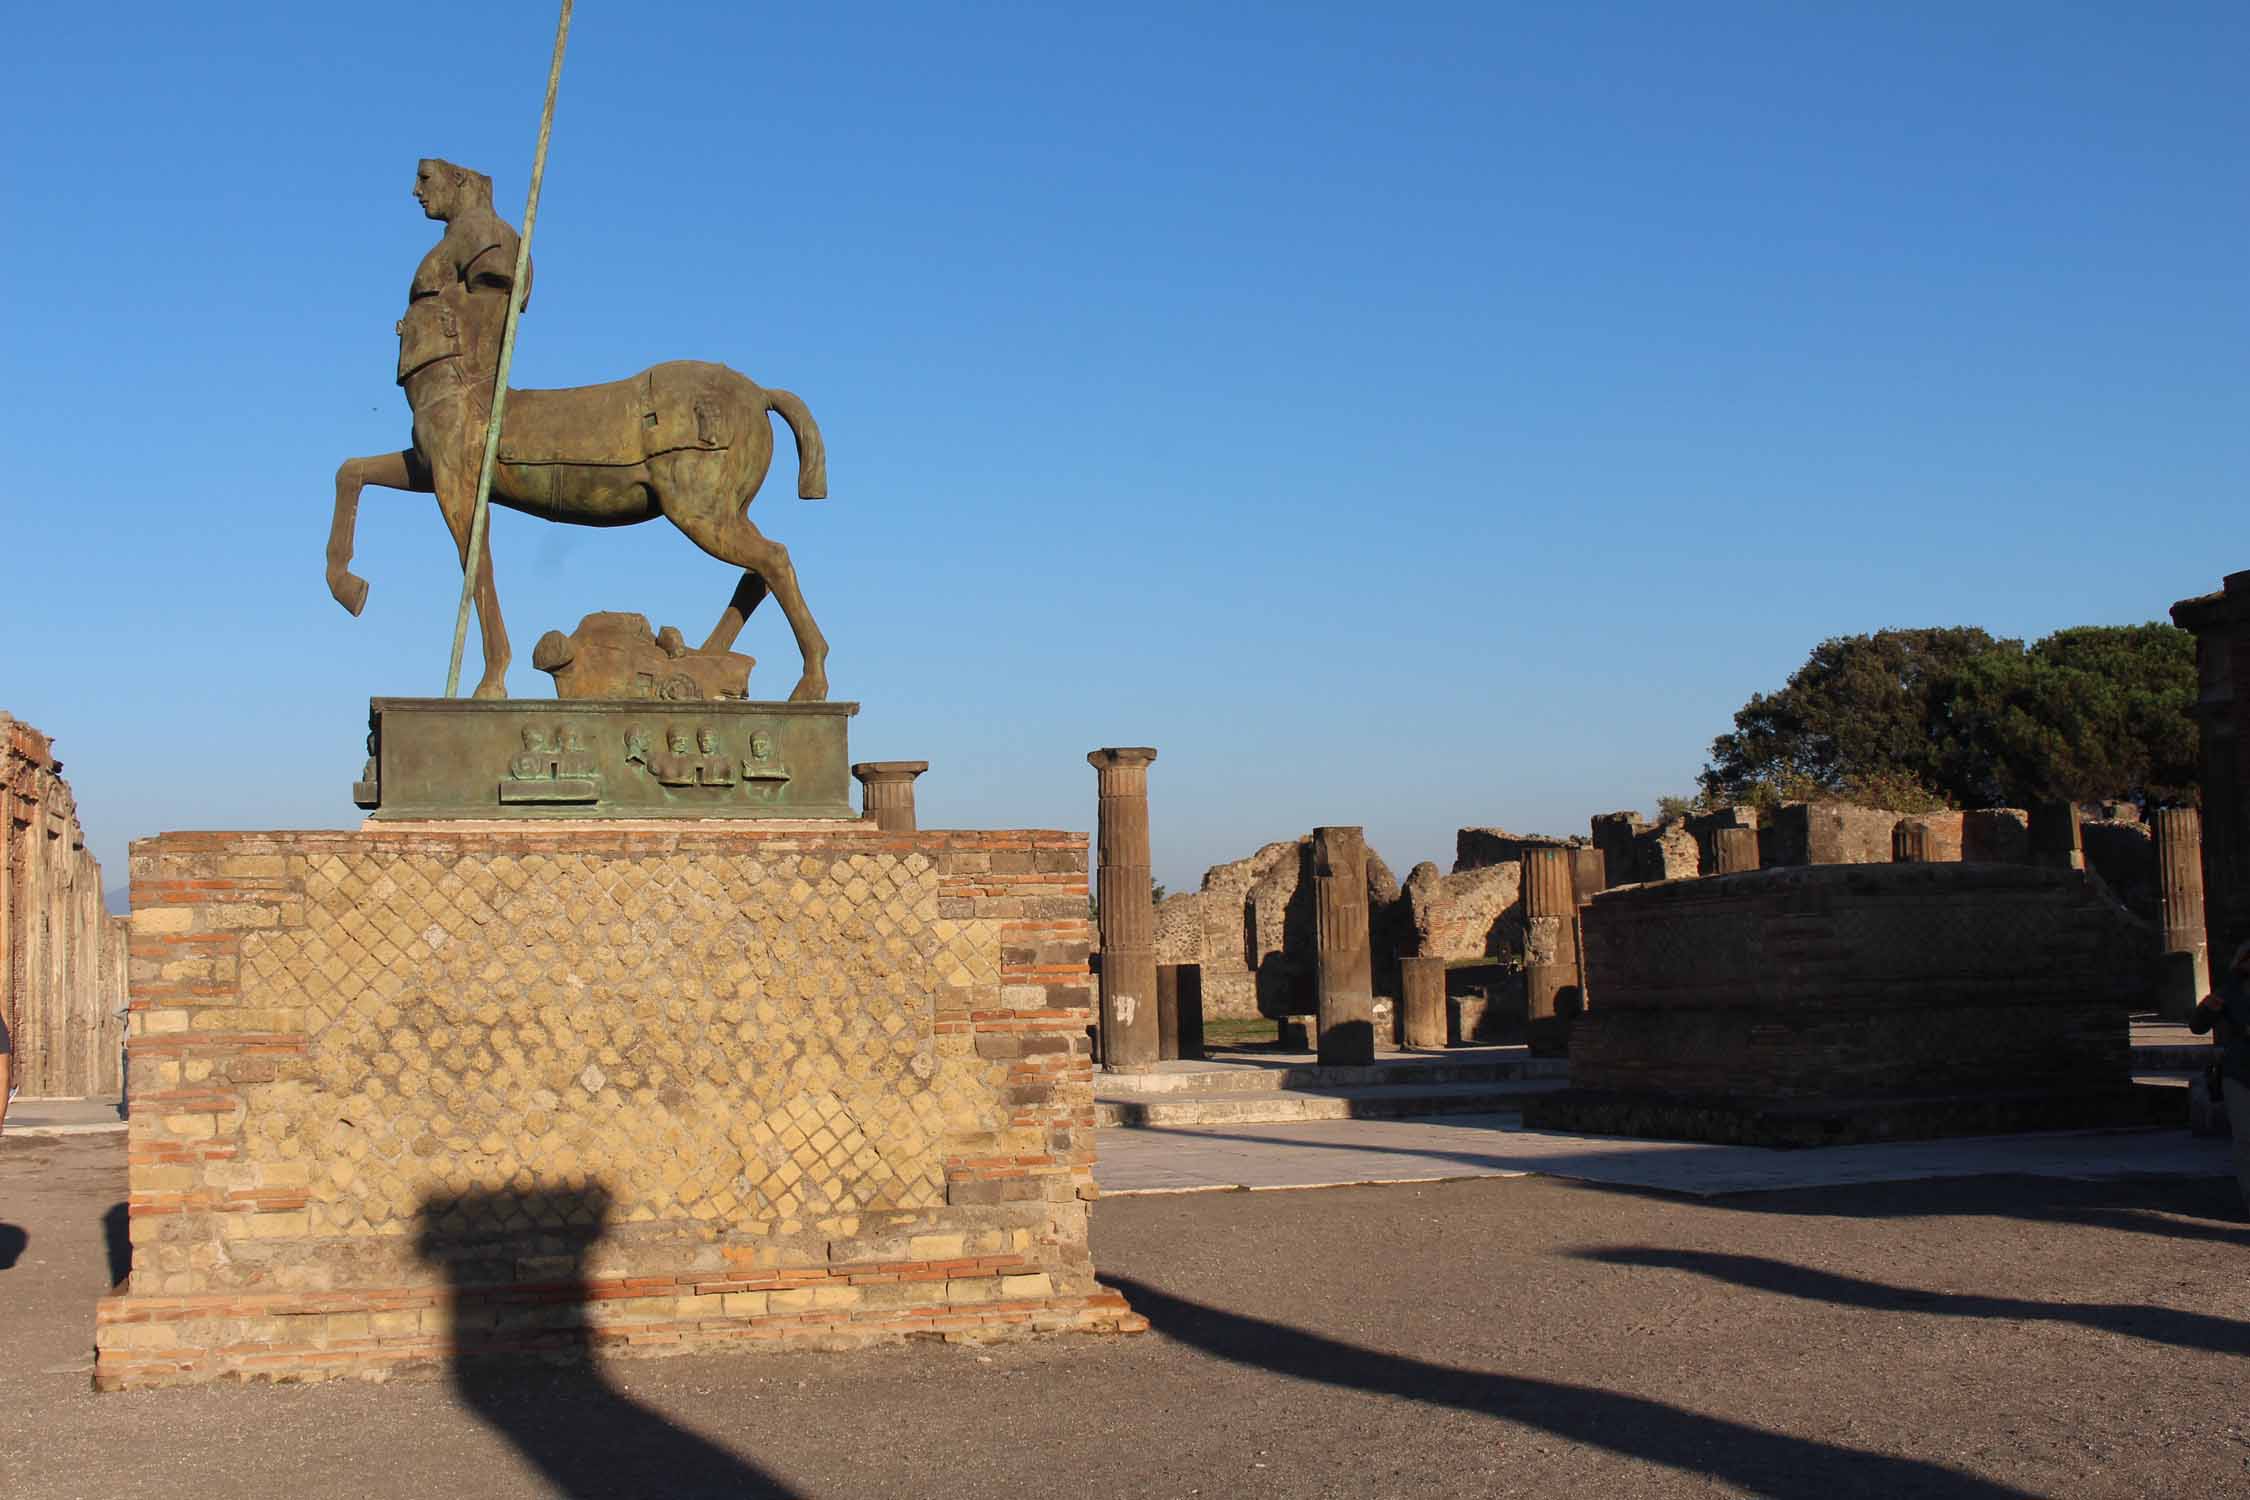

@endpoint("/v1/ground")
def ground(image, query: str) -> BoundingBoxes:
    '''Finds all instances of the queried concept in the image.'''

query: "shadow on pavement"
[102,1201,129,1286]
[1575,1245,2250,1358]
[1106,1272,2041,1499]
[0,1222,25,1270]
[416,1185,801,1500]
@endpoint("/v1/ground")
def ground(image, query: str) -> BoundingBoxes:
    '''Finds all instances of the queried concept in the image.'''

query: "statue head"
[696,728,719,754]
[414,158,494,222]
[748,732,774,761]
[667,729,693,754]
[559,727,585,751]
[520,727,548,751]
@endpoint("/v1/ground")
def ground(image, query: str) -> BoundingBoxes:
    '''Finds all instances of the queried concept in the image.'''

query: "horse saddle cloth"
[498,361,734,467]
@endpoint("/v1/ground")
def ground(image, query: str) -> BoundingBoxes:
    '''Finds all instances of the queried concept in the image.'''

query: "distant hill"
[105,886,130,916]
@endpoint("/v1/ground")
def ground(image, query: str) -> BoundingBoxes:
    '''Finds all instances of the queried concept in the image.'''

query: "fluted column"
[1312,826,1375,1066]
[1714,827,1760,873]
[2155,807,2208,1022]
[1088,748,1159,1071]
[1400,955,1446,1049]
[851,761,928,832]
[1891,821,1934,864]
[1523,847,1580,1056]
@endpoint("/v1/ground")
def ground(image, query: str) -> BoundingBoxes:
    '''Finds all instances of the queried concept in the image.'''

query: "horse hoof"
[788,672,828,703]
[472,679,509,701]
[331,573,370,617]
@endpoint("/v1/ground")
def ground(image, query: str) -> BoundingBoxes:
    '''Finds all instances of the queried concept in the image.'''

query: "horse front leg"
[328,450,428,615]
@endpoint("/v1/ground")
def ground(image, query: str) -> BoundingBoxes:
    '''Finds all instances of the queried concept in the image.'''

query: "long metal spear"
[446,0,573,697]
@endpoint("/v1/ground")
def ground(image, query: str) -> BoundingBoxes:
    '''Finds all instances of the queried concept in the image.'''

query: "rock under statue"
[323,157,832,702]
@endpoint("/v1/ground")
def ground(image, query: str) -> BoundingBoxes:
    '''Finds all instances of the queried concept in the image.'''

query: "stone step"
[1098,1051,1568,1097]
[1094,1078,1568,1128]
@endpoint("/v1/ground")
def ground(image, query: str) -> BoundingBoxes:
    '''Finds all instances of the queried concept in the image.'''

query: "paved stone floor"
[4,1130,2247,1498]
[1092,1114,2236,1196]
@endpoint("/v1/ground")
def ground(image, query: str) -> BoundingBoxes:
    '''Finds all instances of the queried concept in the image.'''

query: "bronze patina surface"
[531,611,754,700]
[354,698,858,821]
[324,158,835,703]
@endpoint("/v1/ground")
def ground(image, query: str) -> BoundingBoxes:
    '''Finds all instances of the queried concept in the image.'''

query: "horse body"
[327,359,830,700]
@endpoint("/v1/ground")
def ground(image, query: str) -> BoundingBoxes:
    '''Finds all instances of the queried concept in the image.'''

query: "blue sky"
[4,2,2243,898]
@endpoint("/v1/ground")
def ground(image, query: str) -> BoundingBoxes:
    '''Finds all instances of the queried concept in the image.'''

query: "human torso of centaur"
[395,208,531,385]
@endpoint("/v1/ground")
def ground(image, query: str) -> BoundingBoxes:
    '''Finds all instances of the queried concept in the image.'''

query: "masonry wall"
[95,822,1137,1390]
[1570,863,2143,1102]
[3,713,128,1098]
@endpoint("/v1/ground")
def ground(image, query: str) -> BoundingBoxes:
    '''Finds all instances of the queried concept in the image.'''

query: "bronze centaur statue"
[325,158,831,701]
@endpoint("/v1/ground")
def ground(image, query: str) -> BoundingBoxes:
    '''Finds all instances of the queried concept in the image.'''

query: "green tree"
[1697,623,2196,811]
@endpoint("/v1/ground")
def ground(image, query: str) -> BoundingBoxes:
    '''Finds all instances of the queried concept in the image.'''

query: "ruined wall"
[95,822,1136,1390]
[2081,816,2158,923]
[2173,574,2250,967]
[1586,812,1697,886]
[1762,802,1905,868]
[1546,864,2148,1141]
[2,713,127,1098]
[1402,860,1523,961]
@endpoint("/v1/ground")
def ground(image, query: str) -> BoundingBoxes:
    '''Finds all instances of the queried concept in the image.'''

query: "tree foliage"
[1697,624,2197,811]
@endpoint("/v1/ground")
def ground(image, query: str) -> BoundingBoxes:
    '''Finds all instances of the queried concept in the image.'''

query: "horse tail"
[764,387,827,500]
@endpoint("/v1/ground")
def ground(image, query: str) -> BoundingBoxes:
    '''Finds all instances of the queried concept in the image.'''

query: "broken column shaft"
[1400,954,1446,1049]
[1522,846,1581,1056]
[1312,826,1376,1066]
[1088,748,1159,1070]
[2154,806,2209,1022]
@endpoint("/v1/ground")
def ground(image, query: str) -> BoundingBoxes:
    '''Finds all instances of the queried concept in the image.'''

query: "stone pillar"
[2154,807,2209,1021]
[1589,812,1645,887]
[851,760,928,832]
[2029,800,2084,872]
[1522,846,1581,1056]
[1088,748,1159,1071]
[1892,821,1934,864]
[1400,955,1446,1049]
[1157,962,1205,1061]
[1311,826,1376,1066]
[1713,827,1760,873]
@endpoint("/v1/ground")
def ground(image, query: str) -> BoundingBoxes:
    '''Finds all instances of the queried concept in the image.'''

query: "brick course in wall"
[95,821,1140,1390]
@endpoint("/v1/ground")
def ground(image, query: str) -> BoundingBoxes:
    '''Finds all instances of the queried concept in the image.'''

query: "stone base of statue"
[96,819,1135,1390]
[352,697,858,820]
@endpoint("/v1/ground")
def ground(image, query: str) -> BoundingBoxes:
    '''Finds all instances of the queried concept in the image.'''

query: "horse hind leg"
[669,510,828,702]
[700,571,770,655]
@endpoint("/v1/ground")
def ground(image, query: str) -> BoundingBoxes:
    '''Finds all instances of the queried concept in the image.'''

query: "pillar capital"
[851,760,929,833]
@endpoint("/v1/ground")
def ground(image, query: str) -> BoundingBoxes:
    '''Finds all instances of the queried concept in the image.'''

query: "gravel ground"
[2,1132,2245,1499]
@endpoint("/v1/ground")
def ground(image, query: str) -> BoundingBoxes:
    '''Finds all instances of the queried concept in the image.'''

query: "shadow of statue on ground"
[1104,1273,2043,1500]
[415,1185,801,1500]
[1573,1245,2250,1358]
[0,1222,25,1271]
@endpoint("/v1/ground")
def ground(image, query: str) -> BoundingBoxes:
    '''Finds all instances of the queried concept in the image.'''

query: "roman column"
[851,760,928,832]
[2154,806,2209,1022]
[1312,826,1376,1066]
[1088,748,1159,1071]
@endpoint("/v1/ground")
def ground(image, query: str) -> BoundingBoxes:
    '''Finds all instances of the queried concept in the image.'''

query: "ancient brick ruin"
[1523,862,2161,1145]
[3,713,128,1099]
[97,823,1137,1389]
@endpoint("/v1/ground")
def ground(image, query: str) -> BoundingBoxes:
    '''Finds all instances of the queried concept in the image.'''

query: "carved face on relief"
[667,730,693,754]
[748,732,774,761]
[696,728,719,754]
[560,727,586,752]
[520,727,549,751]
